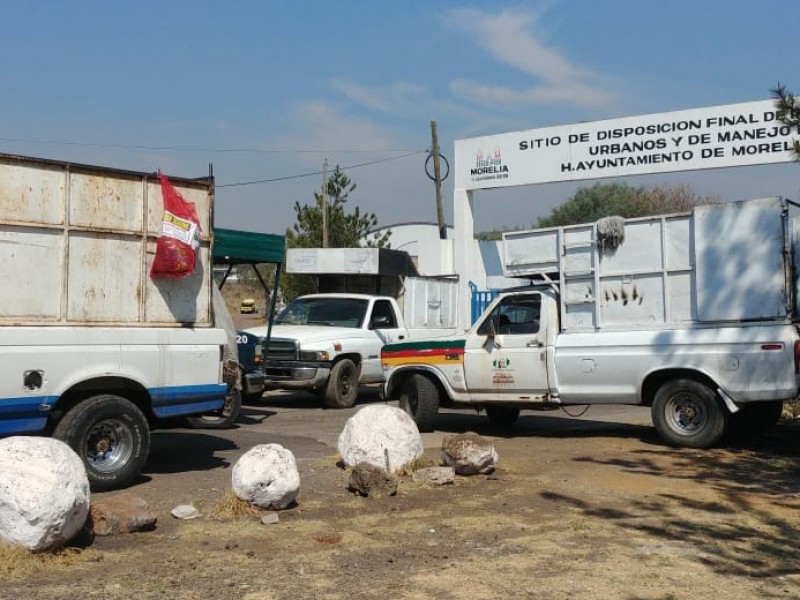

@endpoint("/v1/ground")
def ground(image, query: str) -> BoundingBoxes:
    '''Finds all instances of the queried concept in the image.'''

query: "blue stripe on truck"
[149,383,228,418]
[0,396,52,435]
[0,384,227,435]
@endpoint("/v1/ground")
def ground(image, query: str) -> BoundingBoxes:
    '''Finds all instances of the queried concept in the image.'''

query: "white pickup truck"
[383,197,800,448]
[240,292,454,408]
[0,153,230,490]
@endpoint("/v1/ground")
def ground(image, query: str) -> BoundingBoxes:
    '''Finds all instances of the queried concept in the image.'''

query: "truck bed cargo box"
[502,197,791,331]
[0,153,214,326]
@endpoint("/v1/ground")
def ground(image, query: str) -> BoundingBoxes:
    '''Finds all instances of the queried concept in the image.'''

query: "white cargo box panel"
[0,154,213,326]
[502,196,788,331]
[286,247,380,274]
[793,216,800,318]
[399,276,459,329]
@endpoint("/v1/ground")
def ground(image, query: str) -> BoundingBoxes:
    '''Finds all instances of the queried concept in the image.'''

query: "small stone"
[170,504,200,520]
[412,466,455,486]
[261,513,280,525]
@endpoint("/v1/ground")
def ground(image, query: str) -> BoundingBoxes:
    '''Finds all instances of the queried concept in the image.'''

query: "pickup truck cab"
[240,294,412,408]
[383,287,800,449]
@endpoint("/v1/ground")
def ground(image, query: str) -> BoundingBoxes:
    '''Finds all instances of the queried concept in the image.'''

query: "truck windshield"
[275,298,369,328]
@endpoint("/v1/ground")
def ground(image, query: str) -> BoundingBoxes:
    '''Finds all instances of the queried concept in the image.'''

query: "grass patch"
[396,453,437,476]
[0,544,102,580]
[208,491,263,520]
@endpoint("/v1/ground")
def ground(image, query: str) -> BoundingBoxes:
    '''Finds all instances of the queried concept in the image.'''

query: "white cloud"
[445,7,616,110]
[280,101,397,159]
[331,80,427,114]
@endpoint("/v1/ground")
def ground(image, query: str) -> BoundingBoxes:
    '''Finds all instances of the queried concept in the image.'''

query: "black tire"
[399,373,440,432]
[651,379,728,449]
[325,359,359,408]
[187,388,242,429]
[53,395,150,492]
[486,406,520,428]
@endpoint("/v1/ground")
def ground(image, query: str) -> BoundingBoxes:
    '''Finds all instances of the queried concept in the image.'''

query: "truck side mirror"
[370,315,391,329]
[483,318,501,349]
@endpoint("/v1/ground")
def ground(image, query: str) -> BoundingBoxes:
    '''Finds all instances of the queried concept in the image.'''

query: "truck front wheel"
[53,395,150,491]
[399,374,440,432]
[652,379,727,449]
[325,359,359,408]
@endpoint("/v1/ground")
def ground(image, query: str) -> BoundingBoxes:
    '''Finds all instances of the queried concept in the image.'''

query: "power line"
[217,150,427,188]
[0,136,418,155]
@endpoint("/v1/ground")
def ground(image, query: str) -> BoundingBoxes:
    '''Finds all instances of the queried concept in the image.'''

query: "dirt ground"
[1,403,800,600]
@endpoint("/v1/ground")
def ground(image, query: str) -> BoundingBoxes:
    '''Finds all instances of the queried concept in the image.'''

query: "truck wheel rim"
[666,395,705,434]
[86,419,134,473]
[339,366,355,397]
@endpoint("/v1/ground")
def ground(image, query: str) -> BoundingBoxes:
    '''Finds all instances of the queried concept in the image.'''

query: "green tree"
[282,167,391,300]
[285,167,391,249]
[772,84,800,161]
[536,182,718,228]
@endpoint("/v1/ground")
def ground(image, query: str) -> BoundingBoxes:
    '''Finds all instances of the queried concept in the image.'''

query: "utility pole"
[430,120,446,240]
[321,158,328,248]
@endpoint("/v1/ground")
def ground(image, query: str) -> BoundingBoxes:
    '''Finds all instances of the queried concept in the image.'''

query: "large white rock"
[232,444,300,510]
[0,437,90,551]
[337,405,423,472]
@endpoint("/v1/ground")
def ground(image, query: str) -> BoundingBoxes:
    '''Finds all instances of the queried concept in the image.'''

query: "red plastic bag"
[150,174,202,279]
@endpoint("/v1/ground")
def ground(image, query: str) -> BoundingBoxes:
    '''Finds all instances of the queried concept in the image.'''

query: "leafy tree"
[285,167,391,249]
[282,167,391,300]
[772,84,800,161]
[536,182,718,228]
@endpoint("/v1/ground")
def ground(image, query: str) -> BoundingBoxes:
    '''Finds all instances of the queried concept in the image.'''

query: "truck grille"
[264,338,299,361]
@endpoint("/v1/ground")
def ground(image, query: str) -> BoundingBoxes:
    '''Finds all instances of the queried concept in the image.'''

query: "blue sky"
[1,1,797,236]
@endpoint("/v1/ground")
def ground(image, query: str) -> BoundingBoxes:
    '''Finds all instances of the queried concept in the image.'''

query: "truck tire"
[399,373,440,432]
[325,359,359,408]
[53,395,150,492]
[652,379,727,449]
[486,406,520,428]
[187,388,242,429]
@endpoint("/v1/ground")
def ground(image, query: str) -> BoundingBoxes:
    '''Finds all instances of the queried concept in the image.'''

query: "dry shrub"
[396,453,436,477]
[784,399,800,419]
[208,490,262,520]
[0,544,101,580]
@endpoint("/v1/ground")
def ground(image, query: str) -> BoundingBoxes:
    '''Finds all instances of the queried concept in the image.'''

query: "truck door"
[464,293,548,398]
[361,299,405,382]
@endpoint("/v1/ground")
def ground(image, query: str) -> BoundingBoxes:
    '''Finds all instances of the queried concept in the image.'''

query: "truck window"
[275,298,368,328]
[371,300,398,329]
[477,295,541,335]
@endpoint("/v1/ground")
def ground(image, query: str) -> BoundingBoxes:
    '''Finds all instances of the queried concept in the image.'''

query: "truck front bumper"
[264,361,331,390]
[242,371,266,396]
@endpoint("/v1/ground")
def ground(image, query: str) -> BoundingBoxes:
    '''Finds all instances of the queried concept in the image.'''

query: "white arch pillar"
[453,187,474,331]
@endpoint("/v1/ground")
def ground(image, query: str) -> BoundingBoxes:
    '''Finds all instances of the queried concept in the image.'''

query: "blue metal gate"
[469,281,499,324]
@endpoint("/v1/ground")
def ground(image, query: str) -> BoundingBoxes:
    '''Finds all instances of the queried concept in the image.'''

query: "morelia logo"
[470,148,509,182]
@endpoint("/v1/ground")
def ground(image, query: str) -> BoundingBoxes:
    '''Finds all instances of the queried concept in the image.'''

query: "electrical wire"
[0,136,428,188]
[0,136,419,155]
[217,150,427,188]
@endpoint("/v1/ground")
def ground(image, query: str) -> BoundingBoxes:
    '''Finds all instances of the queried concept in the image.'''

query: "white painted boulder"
[0,437,90,551]
[232,444,300,510]
[338,404,423,473]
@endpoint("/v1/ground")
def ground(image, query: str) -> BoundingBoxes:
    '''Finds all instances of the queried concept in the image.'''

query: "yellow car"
[239,298,256,314]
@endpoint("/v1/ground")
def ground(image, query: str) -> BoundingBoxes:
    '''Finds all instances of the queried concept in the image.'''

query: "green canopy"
[213,228,285,264]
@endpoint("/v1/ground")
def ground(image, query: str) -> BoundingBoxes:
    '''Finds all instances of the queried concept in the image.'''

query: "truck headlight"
[300,350,329,361]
